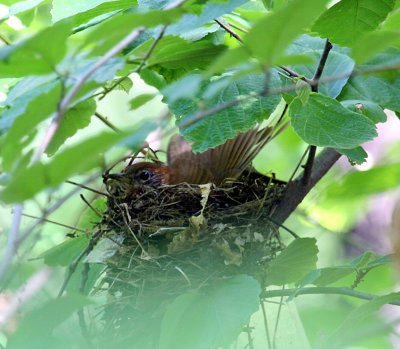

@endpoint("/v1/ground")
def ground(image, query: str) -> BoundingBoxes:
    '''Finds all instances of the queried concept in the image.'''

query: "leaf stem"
[262,287,400,306]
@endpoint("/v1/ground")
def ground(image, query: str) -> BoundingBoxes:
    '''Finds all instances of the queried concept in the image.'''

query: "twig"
[301,39,332,185]
[0,268,52,327]
[34,26,145,161]
[80,194,102,217]
[57,229,104,297]
[99,25,167,100]
[94,112,120,132]
[214,18,243,42]
[66,179,110,198]
[0,34,10,45]
[0,205,23,284]
[262,287,400,306]
[21,213,86,233]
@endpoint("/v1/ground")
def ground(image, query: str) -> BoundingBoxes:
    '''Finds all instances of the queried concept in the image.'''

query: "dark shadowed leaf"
[336,147,369,165]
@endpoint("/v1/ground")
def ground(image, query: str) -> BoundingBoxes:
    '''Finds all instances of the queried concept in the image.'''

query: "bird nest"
[94,165,287,347]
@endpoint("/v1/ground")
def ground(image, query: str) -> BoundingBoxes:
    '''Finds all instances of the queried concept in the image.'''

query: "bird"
[106,125,283,187]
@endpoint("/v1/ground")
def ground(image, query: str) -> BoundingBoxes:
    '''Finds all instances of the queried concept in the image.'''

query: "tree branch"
[272,148,341,224]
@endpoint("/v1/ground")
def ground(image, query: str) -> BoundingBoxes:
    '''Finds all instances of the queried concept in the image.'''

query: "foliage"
[0,0,400,348]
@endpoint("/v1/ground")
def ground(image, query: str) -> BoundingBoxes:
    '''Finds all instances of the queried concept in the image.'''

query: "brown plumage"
[109,126,279,186]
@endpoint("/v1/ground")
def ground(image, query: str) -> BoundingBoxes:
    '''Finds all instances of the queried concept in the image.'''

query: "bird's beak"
[106,173,125,180]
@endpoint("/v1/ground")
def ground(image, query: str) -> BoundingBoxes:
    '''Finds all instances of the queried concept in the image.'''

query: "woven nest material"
[95,165,287,348]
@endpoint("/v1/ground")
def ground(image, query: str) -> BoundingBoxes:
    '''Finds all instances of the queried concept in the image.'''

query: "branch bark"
[272,147,341,224]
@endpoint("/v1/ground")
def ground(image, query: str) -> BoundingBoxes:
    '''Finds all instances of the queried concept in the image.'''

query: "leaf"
[244,0,329,65]
[42,235,89,267]
[1,81,61,171]
[130,93,156,110]
[7,294,92,349]
[336,147,368,165]
[351,30,400,64]
[166,71,281,152]
[313,0,395,47]
[289,93,377,149]
[130,35,227,71]
[0,123,153,203]
[325,163,400,200]
[0,20,73,77]
[5,0,45,18]
[159,275,261,349]
[339,72,400,112]
[266,238,318,286]
[46,99,96,156]
[340,100,387,124]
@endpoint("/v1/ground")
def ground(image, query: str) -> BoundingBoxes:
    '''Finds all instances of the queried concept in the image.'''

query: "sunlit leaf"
[289,93,377,148]
[313,0,395,46]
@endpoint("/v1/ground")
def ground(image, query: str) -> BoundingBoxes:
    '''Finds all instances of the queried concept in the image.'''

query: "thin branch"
[0,34,11,45]
[302,39,332,185]
[0,268,52,327]
[0,205,23,284]
[21,213,86,233]
[34,26,145,161]
[262,287,400,306]
[99,25,167,100]
[312,39,333,89]
[66,179,110,198]
[94,112,120,132]
[214,18,243,42]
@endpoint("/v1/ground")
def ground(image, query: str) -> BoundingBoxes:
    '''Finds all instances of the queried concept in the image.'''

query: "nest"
[94,164,287,348]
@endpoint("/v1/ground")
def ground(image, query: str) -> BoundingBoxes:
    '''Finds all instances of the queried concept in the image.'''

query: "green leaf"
[336,147,368,165]
[339,72,400,112]
[266,238,318,286]
[0,20,73,77]
[1,81,61,171]
[130,93,156,110]
[340,100,387,123]
[7,294,92,349]
[313,0,395,47]
[351,30,400,64]
[130,35,227,71]
[325,163,400,200]
[42,235,89,267]
[5,0,45,18]
[289,93,377,148]
[159,275,261,349]
[167,71,281,152]
[0,123,153,203]
[245,0,329,65]
[46,99,96,156]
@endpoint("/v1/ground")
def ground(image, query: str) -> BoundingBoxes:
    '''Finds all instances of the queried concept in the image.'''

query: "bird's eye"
[138,170,153,181]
